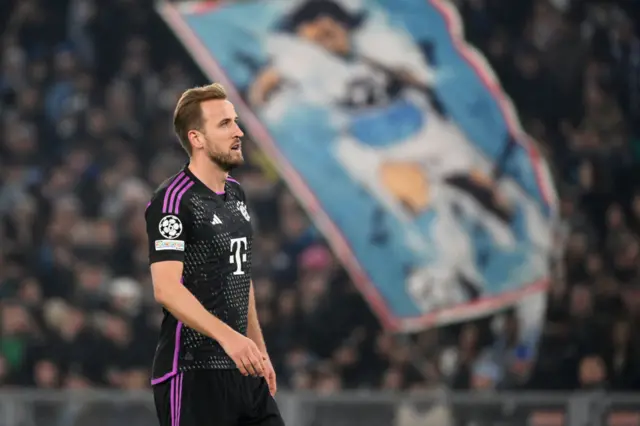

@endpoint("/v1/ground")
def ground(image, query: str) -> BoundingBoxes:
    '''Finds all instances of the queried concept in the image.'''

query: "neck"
[189,156,227,194]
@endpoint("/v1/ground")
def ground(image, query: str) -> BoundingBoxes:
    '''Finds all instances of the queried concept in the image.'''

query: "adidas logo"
[211,214,223,225]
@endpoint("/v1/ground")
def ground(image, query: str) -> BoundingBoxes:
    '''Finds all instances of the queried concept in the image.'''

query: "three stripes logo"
[211,214,223,225]
[162,171,194,215]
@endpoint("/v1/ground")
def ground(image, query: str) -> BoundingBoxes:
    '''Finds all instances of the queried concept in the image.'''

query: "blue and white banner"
[160,0,559,332]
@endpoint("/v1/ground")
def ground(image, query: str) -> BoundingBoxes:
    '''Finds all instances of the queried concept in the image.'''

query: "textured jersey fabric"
[146,166,253,384]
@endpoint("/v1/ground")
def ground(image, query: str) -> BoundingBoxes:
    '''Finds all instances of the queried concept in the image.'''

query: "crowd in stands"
[0,0,639,392]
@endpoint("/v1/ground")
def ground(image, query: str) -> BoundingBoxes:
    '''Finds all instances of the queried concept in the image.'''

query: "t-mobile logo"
[229,237,248,275]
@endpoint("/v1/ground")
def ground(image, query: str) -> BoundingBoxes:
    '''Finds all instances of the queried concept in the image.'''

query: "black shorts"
[153,370,284,426]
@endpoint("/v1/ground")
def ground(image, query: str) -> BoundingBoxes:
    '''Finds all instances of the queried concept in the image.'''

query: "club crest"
[237,201,250,222]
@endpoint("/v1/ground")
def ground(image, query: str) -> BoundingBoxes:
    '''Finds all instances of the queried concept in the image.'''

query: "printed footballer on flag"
[159,0,559,331]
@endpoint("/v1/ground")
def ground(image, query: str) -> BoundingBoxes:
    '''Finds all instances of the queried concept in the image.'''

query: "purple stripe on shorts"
[163,172,186,213]
[170,378,176,426]
[176,374,184,426]
[174,181,194,214]
[168,177,191,214]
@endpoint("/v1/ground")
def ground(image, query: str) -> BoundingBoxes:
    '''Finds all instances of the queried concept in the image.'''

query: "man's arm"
[145,193,264,377]
[246,280,267,354]
[151,263,264,377]
[247,280,277,395]
[151,261,236,343]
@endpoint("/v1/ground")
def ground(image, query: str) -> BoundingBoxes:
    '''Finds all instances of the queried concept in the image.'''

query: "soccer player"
[146,83,284,426]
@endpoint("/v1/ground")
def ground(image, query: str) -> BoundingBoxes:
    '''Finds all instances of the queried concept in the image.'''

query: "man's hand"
[264,355,277,396]
[219,331,266,377]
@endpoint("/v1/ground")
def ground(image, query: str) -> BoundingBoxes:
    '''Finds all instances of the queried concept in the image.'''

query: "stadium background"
[0,0,639,425]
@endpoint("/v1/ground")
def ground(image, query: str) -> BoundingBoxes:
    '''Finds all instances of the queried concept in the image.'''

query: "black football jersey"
[146,166,253,384]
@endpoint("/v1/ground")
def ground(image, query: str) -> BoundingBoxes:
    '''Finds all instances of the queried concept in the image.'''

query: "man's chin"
[209,152,244,171]
[230,153,244,166]
[230,151,245,164]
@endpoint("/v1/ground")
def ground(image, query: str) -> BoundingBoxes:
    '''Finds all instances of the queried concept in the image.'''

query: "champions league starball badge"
[159,215,183,239]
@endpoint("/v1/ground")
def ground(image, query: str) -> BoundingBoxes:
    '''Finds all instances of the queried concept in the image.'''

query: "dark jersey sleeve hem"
[149,252,186,265]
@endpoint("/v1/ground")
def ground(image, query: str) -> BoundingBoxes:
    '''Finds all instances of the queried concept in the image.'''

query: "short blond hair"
[173,83,227,155]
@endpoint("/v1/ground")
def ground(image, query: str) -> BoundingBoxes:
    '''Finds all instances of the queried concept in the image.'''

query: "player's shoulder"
[146,169,197,217]
[225,175,246,201]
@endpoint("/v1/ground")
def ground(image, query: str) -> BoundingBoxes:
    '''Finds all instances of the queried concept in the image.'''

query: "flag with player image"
[159,0,559,333]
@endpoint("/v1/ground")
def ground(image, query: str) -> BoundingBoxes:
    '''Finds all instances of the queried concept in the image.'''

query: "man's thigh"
[240,377,285,426]
[153,370,242,426]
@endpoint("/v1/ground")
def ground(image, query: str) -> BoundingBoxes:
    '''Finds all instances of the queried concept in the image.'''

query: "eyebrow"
[218,116,240,126]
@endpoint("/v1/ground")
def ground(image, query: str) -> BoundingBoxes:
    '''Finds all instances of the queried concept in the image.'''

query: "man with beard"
[145,83,283,426]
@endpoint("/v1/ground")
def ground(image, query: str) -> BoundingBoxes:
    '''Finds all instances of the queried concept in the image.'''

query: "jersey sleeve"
[145,194,192,264]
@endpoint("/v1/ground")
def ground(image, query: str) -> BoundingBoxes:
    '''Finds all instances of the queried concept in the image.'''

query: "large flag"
[159,0,559,333]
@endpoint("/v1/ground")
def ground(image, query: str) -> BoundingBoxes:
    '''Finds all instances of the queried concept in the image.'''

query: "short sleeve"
[145,195,191,264]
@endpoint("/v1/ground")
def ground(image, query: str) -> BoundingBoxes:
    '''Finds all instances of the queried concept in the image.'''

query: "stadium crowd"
[0,0,639,393]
